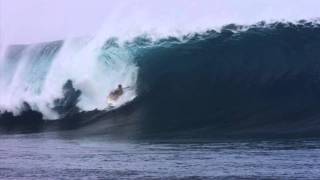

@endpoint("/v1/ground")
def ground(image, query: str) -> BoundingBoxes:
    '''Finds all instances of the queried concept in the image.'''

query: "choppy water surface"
[1,133,320,179]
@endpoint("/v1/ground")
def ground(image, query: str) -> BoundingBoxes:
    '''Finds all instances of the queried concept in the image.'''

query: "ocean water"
[1,133,320,179]
[2,21,320,179]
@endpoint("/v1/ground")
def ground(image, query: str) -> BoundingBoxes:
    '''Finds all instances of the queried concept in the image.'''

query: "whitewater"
[0,35,138,119]
[2,2,320,179]
[0,20,319,120]
[2,0,320,120]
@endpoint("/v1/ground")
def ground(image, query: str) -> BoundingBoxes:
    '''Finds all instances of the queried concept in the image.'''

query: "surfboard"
[104,86,135,111]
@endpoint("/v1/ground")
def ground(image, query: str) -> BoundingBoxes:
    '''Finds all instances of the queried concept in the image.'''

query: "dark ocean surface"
[1,133,320,179]
[2,21,320,179]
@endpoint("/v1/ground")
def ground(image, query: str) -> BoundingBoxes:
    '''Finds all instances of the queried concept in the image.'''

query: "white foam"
[0,32,138,119]
[1,0,320,119]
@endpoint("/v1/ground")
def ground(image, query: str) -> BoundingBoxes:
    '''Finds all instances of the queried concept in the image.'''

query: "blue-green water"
[3,21,320,180]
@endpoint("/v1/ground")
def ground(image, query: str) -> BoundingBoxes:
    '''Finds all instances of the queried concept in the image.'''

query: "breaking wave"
[0,36,138,119]
[2,20,320,138]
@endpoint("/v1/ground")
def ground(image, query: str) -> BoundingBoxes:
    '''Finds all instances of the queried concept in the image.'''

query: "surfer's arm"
[123,86,133,90]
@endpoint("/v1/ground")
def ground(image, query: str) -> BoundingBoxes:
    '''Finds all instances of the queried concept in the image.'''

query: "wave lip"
[2,20,320,138]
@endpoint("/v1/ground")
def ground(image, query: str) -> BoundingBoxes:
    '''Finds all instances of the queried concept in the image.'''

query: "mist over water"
[0,1,320,136]
[1,18,320,122]
[2,2,320,180]
[2,0,320,44]
[0,35,138,119]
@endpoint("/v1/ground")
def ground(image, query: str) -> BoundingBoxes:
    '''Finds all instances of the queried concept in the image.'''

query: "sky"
[1,0,320,44]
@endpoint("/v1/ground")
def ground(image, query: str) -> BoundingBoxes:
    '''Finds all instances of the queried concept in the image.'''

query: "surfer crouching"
[108,84,124,101]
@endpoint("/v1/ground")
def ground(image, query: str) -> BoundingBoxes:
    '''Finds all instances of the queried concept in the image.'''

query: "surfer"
[108,84,124,101]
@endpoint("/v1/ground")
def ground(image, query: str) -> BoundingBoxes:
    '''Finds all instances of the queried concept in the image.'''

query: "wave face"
[124,21,320,137]
[2,21,320,138]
